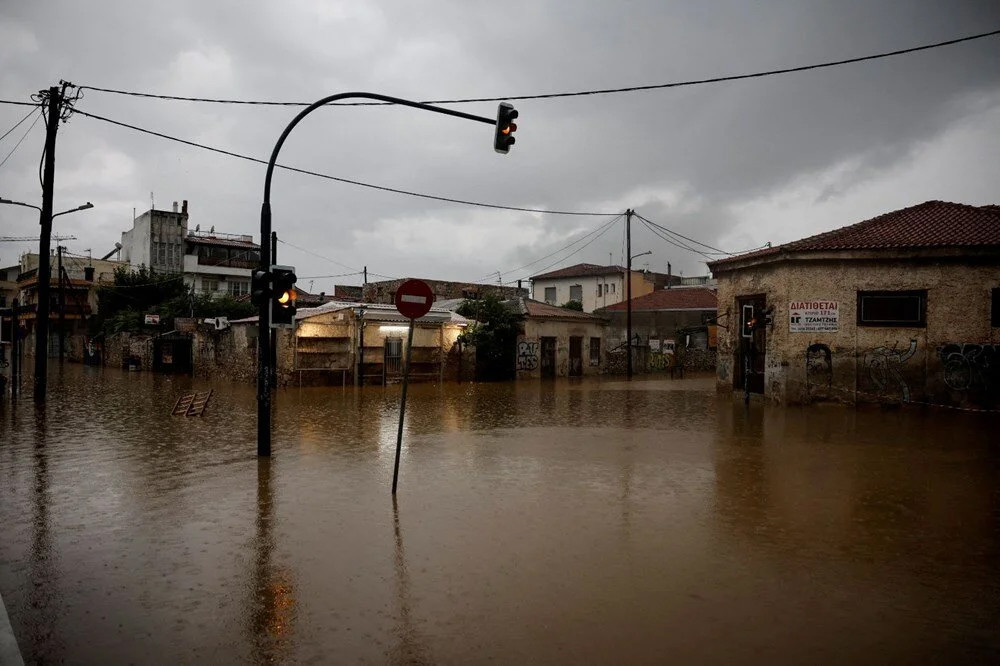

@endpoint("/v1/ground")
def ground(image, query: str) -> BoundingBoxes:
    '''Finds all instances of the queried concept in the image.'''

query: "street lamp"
[1,197,93,218]
[631,250,652,262]
[255,91,507,457]
[52,202,93,219]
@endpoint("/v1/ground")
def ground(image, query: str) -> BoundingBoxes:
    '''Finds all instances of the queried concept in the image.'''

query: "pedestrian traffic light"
[270,265,297,328]
[251,269,271,308]
[494,102,518,154]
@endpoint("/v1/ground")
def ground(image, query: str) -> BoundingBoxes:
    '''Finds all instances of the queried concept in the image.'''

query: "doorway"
[568,336,583,377]
[540,337,556,378]
[734,295,766,395]
[384,337,403,381]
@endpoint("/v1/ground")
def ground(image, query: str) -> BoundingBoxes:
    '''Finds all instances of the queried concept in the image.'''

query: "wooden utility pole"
[626,209,633,380]
[35,85,64,401]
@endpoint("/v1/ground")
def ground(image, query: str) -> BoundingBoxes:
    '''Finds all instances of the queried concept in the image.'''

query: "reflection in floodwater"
[248,458,295,663]
[388,497,431,665]
[0,366,998,663]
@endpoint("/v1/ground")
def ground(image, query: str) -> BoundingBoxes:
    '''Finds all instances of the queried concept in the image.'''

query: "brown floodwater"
[1,365,998,664]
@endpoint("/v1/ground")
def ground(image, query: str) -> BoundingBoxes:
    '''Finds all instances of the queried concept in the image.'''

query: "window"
[204,279,220,293]
[569,284,582,302]
[589,337,601,366]
[610,283,615,294]
[229,280,249,297]
[992,288,1000,327]
[596,284,602,297]
[857,290,926,327]
[544,286,557,304]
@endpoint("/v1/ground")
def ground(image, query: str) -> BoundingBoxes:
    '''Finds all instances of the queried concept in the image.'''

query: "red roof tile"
[599,288,717,312]
[709,201,1000,269]
[531,263,626,280]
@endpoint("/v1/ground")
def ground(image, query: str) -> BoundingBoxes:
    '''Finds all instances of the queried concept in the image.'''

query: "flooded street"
[1,365,999,664]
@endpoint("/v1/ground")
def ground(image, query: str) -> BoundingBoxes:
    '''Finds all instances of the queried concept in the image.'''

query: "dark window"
[992,288,1000,327]
[569,284,582,302]
[857,290,926,327]
[544,287,557,304]
[589,337,601,366]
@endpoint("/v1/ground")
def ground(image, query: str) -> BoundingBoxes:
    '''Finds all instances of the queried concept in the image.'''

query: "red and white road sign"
[394,279,434,320]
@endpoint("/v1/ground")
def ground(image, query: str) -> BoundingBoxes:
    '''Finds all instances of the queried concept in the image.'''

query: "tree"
[456,293,522,381]
[560,300,583,311]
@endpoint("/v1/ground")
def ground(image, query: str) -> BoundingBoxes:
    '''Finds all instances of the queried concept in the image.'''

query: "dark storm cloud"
[1,0,998,283]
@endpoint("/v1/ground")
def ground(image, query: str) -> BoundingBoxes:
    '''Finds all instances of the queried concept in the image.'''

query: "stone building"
[510,297,608,378]
[707,200,1000,409]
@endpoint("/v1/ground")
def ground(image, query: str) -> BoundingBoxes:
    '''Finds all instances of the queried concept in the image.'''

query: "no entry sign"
[394,279,434,320]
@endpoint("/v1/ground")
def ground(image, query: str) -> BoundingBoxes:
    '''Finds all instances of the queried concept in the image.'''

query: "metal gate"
[384,337,403,377]
[540,337,556,378]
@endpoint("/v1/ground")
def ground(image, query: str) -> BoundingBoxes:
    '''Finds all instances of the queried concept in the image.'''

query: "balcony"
[196,255,257,270]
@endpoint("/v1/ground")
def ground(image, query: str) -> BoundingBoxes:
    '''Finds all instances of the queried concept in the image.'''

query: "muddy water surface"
[1,366,998,663]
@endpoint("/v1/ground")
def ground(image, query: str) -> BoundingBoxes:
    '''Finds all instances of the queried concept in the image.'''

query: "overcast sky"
[1,1,998,291]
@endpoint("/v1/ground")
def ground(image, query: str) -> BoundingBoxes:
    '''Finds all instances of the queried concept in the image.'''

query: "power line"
[77,28,1000,106]
[634,213,731,255]
[0,108,42,171]
[637,217,715,261]
[73,108,612,217]
[276,238,361,273]
[0,99,40,108]
[517,214,623,280]
[472,213,624,283]
[0,107,39,143]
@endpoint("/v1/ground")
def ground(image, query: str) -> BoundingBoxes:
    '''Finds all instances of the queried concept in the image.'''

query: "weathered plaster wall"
[517,318,606,378]
[715,256,1000,408]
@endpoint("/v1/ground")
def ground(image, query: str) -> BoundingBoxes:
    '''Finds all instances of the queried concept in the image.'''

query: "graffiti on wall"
[938,343,998,392]
[805,343,832,389]
[516,341,539,371]
[864,339,917,402]
[648,351,676,371]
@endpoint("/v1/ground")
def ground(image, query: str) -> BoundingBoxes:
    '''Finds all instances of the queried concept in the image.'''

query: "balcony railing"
[196,255,257,269]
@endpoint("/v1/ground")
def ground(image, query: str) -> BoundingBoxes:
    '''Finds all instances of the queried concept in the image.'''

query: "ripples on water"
[1,366,998,663]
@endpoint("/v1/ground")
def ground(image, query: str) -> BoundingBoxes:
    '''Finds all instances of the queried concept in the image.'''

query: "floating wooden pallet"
[171,389,213,417]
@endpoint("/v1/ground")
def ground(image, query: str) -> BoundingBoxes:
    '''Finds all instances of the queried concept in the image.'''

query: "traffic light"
[270,265,297,328]
[494,102,518,154]
[251,269,271,308]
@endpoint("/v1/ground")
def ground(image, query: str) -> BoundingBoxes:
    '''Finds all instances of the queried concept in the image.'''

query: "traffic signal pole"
[256,91,500,457]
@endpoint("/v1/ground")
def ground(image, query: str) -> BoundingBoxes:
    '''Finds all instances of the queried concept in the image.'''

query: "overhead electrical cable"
[515,214,623,280]
[0,99,41,108]
[73,108,612,216]
[76,28,1000,106]
[638,218,716,261]
[0,107,39,143]
[473,213,624,282]
[634,213,732,255]
[0,108,42,171]
[276,238,361,273]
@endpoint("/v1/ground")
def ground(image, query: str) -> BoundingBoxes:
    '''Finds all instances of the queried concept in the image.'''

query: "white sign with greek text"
[789,300,838,332]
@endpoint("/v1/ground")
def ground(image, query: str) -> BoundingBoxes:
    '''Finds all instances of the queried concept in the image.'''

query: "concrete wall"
[602,309,715,346]
[714,254,1000,408]
[517,318,606,378]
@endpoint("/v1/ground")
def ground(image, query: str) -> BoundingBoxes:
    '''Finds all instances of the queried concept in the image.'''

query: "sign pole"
[392,317,415,495]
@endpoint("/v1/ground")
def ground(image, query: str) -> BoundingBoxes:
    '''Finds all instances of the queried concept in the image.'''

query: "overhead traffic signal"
[251,269,271,308]
[270,265,297,328]
[494,102,518,154]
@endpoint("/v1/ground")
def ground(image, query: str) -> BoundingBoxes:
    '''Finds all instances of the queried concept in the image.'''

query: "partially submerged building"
[707,201,1000,409]
[509,297,608,378]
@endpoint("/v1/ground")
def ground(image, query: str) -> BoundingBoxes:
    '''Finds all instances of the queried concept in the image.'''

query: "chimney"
[667,262,672,289]
[182,200,188,215]
[172,201,178,213]
[84,266,95,282]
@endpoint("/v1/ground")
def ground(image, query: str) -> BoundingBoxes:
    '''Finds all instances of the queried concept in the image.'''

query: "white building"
[530,263,671,313]
[119,200,260,298]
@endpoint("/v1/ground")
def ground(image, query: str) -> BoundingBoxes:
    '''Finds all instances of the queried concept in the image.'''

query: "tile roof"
[511,297,606,320]
[709,201,1000,269]
[531,263,627,280]
[598,287,718,312]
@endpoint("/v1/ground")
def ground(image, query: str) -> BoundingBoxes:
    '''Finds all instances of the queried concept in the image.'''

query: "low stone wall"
[105,332,154,370]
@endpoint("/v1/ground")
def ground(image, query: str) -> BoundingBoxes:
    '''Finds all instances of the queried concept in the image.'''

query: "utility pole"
[358,265,367,387]
[57,245,65,362]
[35,84,65,401]
[626,209,633,380]
[11,298,19,400]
